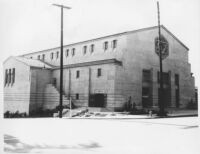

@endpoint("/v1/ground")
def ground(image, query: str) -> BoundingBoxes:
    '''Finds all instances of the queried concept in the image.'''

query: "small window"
[72,48,75,56]
[112,40,117,49]
[42,54,45,61]
[103,41,108,51]
[76,70,80,78]
[65,49,69,57]
[30,57,32,59]
[76,93,79,100]
[56,51,59,59]
[97,68,102,77]
[37,55,40,60]
[51,52,54,60]
[83,46,87,55]
[90,44,94,53]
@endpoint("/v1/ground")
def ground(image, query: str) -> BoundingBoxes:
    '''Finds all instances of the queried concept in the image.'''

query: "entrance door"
[89,93,106,107]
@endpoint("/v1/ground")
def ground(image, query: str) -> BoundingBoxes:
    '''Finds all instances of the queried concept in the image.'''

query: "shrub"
[187,99,198,109]
[4,111,27,118]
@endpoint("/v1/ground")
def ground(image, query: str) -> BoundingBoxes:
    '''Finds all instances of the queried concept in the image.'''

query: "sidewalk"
[62,109,198,119]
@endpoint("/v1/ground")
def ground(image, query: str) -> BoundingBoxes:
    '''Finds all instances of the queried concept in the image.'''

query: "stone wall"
[29,68,52,112]
[3,57,31,114]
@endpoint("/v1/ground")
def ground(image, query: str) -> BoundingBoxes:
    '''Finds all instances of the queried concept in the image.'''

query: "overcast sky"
[0,0,200,91]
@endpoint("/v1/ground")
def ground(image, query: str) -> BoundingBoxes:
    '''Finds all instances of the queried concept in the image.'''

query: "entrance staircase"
[43,84,70,110]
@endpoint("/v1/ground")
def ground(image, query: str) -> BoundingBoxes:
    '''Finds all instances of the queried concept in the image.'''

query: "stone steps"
[44,84,70,110]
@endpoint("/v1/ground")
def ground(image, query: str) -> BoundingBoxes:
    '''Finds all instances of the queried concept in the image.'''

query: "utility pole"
[53,4,71,118]
[157,1,166,116]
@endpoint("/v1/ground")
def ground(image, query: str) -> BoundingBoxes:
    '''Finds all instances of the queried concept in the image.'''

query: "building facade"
[3,26,196,114]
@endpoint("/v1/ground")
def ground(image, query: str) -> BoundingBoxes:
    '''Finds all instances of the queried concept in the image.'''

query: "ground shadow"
[4,134,101,153]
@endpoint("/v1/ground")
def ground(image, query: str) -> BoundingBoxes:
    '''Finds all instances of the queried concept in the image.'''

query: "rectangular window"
[42,54,45,61]
[90,44,94,53]
[157,71,169,85]
[103,41,108,51]
[56,51,59,59]
[112,40,117,49]
[65,49,69,57]
[163,72,169,85]
[142,69,151,82]
[72,48,75,56]
[8,69,11,84]
[97,68,102,77]
[51,52,54,60]
[83,46,87,55]
[12,68,15,84]
[76,93,79,100]
[175,74,179,86]
[5,69,8,86]
[157,71,160,83]
[76,70,80,78]
[37,55,40,60]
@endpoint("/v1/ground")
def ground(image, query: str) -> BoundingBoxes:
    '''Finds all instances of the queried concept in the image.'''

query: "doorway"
[89,93,106,107]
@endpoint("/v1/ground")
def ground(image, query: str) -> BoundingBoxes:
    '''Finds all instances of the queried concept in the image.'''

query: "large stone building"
[3,26,196,114]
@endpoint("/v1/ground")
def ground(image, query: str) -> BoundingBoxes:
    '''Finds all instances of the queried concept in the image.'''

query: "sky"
[0,0,200,100]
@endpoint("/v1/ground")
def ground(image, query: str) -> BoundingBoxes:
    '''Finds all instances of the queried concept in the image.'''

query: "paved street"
[3,117,200,154]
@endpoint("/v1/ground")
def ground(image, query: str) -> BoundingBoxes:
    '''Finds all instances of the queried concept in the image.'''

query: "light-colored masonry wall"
[23,34,126,66]
[3,58,31,114]
[23,34,126,109]
[52,64,116,108]
[29,68,52,112]
[115,27,195,108]
[22,27,195,109]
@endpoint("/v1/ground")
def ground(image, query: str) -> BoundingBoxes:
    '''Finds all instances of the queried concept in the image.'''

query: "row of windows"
[5,68,15,86]
[157,72,179,85]
[142,69,179,85]
[76,68,102,78]
[31,40,118,60]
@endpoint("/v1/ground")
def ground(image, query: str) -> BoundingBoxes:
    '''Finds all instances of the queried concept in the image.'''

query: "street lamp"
[53,4,71,118]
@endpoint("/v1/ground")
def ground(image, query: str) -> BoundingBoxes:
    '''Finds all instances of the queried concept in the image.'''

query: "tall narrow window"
[142,69,151,82]
[72,48,75,56]
[56,51,59,59]
[83,46,87,55]
[76,93,79,100]
[76,70,80,78]
[5,69,8,86]
[8,69,11,84]
[37,55,40,60]
[103,41,108,51]
[157,71,169,85]
[175,74,179,86]
[12,68,15,84]
[51,52,54,60]
[90,44,94,53]
[112,40,117,49]
[42,54,45,61]
[97,68,102,77]
[65,49,69,57]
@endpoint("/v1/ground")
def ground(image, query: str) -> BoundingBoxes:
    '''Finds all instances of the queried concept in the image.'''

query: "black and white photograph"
[0,0,199,153]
